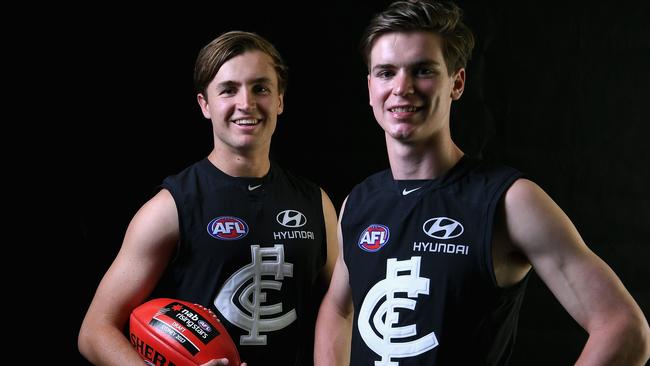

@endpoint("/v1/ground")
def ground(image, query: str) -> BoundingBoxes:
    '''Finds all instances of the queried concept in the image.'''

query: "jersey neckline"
[199,158,274,192]
[391,155,473,196]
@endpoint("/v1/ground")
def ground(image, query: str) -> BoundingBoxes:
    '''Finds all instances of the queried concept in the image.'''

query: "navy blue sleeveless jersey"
[153,158,327,365]
[342,156,527,366]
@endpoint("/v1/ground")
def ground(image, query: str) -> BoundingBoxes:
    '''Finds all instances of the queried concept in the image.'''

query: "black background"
[41,1,650,364]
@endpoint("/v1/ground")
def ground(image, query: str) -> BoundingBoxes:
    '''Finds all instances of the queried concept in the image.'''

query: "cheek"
[268,100,282,114]
[369,83,390,106]
[214,101,235,118]
[415,79,437,93]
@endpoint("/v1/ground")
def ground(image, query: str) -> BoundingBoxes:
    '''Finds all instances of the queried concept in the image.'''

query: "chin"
[237,136,271,151]
[388,126,416,141]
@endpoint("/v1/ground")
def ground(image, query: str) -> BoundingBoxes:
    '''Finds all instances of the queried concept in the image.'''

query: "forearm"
[314,299,352,366]
[575,315,650,366]
[78,322,144,366]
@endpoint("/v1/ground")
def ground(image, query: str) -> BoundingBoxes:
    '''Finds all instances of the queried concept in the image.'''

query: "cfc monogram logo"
[214,245,296,345]
[358,257,438,366]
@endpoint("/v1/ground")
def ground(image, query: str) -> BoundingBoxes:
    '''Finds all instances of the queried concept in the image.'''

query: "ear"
[367,74,373,106]
[277,93,284,115]
[451,68,466,100]
[197,93,211,119]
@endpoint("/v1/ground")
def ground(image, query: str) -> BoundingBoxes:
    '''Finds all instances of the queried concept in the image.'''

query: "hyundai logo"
[422,217,464,239]
[276,210,307,228]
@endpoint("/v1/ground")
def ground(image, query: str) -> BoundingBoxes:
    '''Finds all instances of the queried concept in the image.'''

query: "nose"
[237,88,257,111]
[392,71,414,96]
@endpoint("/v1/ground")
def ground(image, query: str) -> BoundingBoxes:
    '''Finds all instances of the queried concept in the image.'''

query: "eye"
[253,85,271,94]
[219,87,236,96]
[375,69,395,79]
[415,68,433,77]
[414,67,437,78]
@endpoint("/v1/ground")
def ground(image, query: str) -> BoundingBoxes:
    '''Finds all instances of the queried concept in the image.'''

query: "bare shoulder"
[141,188,177,215]
[118,188,180,259]
[501,178,575,251]
[503,178,548,210]
[129,189,178,229]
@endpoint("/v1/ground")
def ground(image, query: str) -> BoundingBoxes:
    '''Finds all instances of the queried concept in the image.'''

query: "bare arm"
[502,179,650,365]
[315,198,353,366]
[78,190,181,366]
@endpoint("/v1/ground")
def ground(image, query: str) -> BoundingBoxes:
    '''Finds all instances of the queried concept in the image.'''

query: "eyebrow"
[371,60,441,73]
[216,77,274,89]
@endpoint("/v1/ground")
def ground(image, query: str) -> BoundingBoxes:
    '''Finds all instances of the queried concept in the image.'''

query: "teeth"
[233,119,259,125]
[390,106,418,113]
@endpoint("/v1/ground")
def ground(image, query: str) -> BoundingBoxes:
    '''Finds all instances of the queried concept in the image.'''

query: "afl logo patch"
[276,209,307,228]
[207,216,248,240]
[358,224,390,252]
[423,217,464,239]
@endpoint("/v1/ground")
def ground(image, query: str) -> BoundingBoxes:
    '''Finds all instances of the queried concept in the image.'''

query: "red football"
[129,298,241,366]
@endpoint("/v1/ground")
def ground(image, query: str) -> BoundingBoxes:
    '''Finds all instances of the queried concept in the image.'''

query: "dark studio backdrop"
[62,1,649,364]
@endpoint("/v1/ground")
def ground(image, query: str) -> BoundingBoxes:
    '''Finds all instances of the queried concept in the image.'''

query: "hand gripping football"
[129,298,241,366]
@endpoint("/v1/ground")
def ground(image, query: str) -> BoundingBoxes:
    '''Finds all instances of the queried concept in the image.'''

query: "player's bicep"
[87,189,180,325]
[504,179,628,328]
[325,254,353,316]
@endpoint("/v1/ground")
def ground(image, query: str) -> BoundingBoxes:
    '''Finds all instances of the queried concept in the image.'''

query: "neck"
[386,132,464,180]
[207,147,270,178]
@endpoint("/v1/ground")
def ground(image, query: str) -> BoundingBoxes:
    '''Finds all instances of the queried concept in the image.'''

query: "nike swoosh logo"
[402,186,422,195]
[248,184,262,191]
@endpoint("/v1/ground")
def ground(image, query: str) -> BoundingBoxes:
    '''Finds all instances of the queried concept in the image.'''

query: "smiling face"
[197,50,284,155]
[367,31,465,145]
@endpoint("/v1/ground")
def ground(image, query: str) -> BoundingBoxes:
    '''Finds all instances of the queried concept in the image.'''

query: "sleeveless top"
[154,158,326,365]
[342,156,527,365]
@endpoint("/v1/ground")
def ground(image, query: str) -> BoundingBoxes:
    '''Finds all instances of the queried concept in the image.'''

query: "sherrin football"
[129,298,241,366]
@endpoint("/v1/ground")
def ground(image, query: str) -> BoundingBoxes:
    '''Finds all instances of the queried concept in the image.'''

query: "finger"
[200,358,229,366]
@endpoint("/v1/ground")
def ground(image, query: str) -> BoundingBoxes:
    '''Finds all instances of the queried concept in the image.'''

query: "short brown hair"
[361,0,475,75]
[193,31,288,97]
